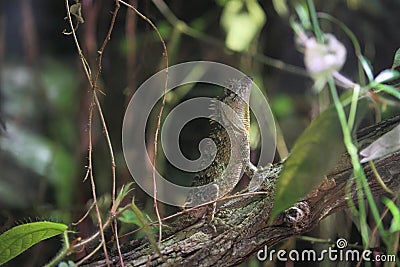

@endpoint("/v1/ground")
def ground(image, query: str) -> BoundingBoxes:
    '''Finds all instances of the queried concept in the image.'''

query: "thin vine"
[117,0,169,245]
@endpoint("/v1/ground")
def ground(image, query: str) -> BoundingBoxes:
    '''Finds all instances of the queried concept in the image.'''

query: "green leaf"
[359,55,374,82]
[0,222,68,265]
[270,99,368,220]
[272,0,289,16]
[130,202,162,258]
[116,183,134,203]
[112,183,134,215]
[382,197,400,233]
[221,0,266,52]
[293,0,312,30]
[392,47,400,69]
[374,69,400,84]
[118,209,142,226]
[373,83,400,99]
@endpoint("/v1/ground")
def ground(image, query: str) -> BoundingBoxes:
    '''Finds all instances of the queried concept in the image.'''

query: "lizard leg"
[184,183,219,208]
[245,162,272,192]
[184,184,220,232]
[244,162,258,177]
[209,184,219,222]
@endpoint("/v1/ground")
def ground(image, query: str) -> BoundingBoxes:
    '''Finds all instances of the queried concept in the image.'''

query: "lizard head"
[213,76,253,134]
[223,76,253,103]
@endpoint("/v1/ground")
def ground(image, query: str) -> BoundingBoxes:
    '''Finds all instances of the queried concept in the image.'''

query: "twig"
[107,191,272,241]
[72,204,132,252]
[151,191,270,224]
[92,0,120,208]
[369,161,394,194]
[112,219,125,267]
[118,0,169,244]
[64,0,111,265]
[355,194,399,267]
[151,0,307,77]
[75,241,105,266]
[84,140,400,266]
[90,0,121,263]
[72,200,96,225]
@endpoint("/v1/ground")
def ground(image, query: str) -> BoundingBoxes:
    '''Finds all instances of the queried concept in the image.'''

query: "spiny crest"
[208,76,252,126]
[208,98,223,124]
[223,76,253,102]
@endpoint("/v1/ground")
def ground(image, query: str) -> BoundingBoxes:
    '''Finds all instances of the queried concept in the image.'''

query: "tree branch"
[85,115,400,267]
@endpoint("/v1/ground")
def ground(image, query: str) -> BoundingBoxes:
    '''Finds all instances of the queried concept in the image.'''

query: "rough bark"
[85,115,400,267]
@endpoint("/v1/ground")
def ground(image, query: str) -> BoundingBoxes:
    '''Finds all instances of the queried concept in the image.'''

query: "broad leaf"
[0,222,68,265]
[392,47,400,69]
[221,0,266,52]
[271,99,368,220]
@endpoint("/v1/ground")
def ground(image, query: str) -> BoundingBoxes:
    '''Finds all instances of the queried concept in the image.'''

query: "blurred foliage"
[1,62,78,223]
[272,97,369,220]
[0,0,399,265]
[221,0,266,51]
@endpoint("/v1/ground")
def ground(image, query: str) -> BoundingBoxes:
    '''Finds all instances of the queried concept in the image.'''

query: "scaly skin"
[184,76,258,209]
[165,76,262,237]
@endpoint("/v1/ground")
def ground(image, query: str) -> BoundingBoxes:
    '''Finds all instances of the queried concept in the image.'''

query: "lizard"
[164,76,269,237]
[183,76,262,219]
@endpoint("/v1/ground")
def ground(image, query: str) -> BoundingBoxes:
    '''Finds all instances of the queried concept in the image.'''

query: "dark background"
[1,0,399,266]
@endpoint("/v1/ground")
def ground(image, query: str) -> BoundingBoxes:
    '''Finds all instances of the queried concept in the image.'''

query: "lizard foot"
[247,164,272,192]
[203,202,225,234]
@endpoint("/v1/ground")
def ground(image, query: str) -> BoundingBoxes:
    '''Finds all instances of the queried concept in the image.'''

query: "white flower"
[304,34,347,92]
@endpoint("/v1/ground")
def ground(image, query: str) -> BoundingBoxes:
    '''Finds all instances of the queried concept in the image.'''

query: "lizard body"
[184,76,258,208]
[165,76,263,236]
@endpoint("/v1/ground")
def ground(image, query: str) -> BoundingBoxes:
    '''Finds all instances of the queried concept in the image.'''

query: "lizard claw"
[248,170,265,192]
[247,164,274,192]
